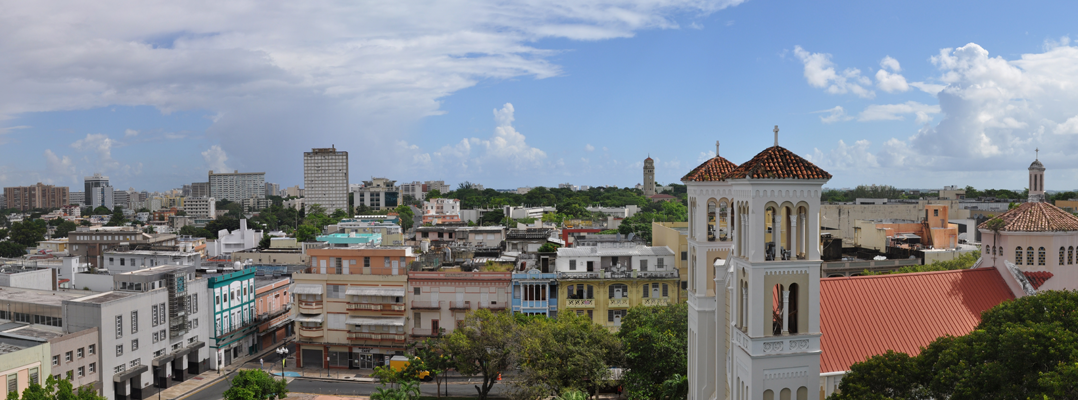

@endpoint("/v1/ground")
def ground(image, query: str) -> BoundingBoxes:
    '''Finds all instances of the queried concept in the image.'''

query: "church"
[683,129,1073,400]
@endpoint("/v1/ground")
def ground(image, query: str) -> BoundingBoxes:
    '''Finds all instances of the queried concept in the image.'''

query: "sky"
[3,1,1078,192]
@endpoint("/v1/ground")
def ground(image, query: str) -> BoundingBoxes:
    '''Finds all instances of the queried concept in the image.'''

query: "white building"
[208,171,266,202]
[303,147,349,213]
[685,132,830,400]
[353,178,399,211]
[207,220,262,258]
[183,197,217,219]
[400,180,451,202]
[423,198,460,217]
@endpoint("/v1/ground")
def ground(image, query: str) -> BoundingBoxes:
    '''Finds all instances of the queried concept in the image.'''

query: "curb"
[172,370,236,400]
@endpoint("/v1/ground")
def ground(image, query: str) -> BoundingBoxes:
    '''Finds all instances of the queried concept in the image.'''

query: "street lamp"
[276,347,289,376]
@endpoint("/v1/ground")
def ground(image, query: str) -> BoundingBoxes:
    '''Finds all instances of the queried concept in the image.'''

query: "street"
[181,376,508,400]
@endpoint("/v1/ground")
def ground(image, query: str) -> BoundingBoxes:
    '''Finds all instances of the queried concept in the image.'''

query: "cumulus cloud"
[585,144,595,152]
[1055,115,1078,134]
[407,103,547,178]
[44,149,76,182]
[70,133,120,171]
[875,56,909,92]
[816,106,852,123]
[858,101,940,122]
[808,139,878,170]
[124,129,139,138]
[201,145,231,173]
[793,45,874,98]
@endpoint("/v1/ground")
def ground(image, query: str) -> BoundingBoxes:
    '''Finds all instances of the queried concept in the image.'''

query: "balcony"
[478,301,506,310]
[731,328,821,357]
[449,301,471,310]
[566,299,595,309]
[411,328,439,337]
[347,303,406,312]
[298,327,324,338]
[642,297,670,306]
[608,298,630,308]
[348,332,406,342]
[411,301,442,310]
[298,301,323,313]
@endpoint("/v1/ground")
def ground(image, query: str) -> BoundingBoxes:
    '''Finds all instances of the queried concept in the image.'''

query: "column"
[781,290,790,334]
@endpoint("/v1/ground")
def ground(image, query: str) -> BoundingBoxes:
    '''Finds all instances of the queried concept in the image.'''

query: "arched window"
[1027,247,1035,266]
[797,387,808,400]
[788,283,799,334]
[1016,247,1023,265]
[772,284,783,335]
[718,200,729,241]
[608,284,628,299]
[999,246,1003,257]
[1070,246,1074,265]
[1061,247,1066,265]
[1039,247,1046,266]
[707,200,717,242]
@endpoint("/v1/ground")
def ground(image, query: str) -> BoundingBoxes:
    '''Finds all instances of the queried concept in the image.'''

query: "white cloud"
[1055,115,1078,134]
[697,151,715,162]
[124,129,139,138]
[407,102,547,177]
[858,101,940,122]
[44,149,76,182]
[909,81,947,95]
[585,144,595,152]
[201,145,231,173]
[70,133,120,171]
[793,45,874,98]
[808,139,878,170]
[875,56,909,92]
[816,106,852,123]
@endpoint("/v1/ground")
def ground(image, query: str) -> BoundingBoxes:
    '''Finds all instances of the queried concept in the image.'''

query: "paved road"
[181,377,508,400]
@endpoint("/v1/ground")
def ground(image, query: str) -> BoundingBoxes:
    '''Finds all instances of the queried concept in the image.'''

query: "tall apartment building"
[304,147,349,213]
[183,197,217,219]
[354,178,398,211]
[190,182,210,198]
[70,192,85,206]
[264,183,280,198]
[208,171,265,202]
[3,183,69,211]
[84,173,109,198]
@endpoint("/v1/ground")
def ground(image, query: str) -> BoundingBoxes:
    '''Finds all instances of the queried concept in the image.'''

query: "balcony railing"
[298,327,324,338]
[566,299,595,308]
[346,303,406,312]
[449,301,471,310]
[411,301,442,310]
[642,297,670,306]
[608,298,630,308]
[557,270,679,280]
[298,301,323,313]
[411,328,438,337]
[348,332,406,342]
[478,302,506,310]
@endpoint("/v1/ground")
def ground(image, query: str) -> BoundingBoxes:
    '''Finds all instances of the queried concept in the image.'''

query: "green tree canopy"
[618,303,688,400]
[512,311,623,399]
[9,220,46,247]
[222,369,288,400]
[436,309,516,400]
[395,204,415,231]
[0,241,26,258]
[295,224,320,242]
[5,375,106,400]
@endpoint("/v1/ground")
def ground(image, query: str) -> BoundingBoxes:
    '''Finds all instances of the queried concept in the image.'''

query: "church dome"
[1029,159,1045,170]
[681,156,738,182]
[978,201,1078,232]
[723,145,831,180]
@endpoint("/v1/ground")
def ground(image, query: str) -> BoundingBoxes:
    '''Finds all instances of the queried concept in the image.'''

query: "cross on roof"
[773,125,779,147]
[1036,148,1039,160]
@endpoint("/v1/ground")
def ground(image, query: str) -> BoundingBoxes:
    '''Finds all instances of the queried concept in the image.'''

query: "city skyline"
[3,1,1078,191]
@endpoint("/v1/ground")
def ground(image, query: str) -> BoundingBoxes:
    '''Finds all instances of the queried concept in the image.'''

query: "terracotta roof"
[976,201,1078,232]
[819,268,1014,373]
[1022,271,1053,289]
[723,146,832,180]
[681,156,738,182]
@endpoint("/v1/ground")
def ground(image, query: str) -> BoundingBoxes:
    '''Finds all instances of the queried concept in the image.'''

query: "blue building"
[511,269,558,317]
[208,268,257,370]
[316,232,382,247]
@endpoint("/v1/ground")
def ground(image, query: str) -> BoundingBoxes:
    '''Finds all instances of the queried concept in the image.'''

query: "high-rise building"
[3,183,69,211]
[90,186,115,210]
[265,182,280,198]
[208,171,265,202]
[84,173,109,197]
[191,182,210,198]
[303,147,349,213]
[643,156,656,197]
[70,191,85,206]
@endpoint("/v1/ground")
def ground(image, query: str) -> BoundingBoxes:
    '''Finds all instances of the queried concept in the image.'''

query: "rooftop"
[2,325,62,341]
[0,287,95,307]
[103,249,199,257]
[71,291,138,304]
[681,156,739,182]
[557,244,674,257]
[819,268,1014,373]
[977,201,1078,232]
[118,264,194,276]
[724,145,832,180]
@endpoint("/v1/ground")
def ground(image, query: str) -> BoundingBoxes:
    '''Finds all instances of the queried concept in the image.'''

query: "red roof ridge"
[723,145,832,180]
[681,156,739,182]
[820,267,992,282]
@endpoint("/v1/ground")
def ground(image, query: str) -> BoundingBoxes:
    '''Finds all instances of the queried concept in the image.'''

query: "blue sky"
[3,0,1078,192]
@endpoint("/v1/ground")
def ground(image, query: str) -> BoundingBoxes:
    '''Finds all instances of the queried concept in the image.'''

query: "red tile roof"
[681,156,738,182]
[819,268,1014,373]
[976,201,1078,232]
[724,146,832,180]
[1022,271,1053,289]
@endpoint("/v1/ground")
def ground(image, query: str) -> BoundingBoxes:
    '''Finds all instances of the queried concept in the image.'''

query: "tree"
[0,241,26,258]
[415,338,454,397]
[53,221,77,238]
[5,374,107,400]
[618,303,688,400]
[513,311,624,399]
[437,309,516,400]
[861,251,981,275]
[105,206,126,226]
[295,224,320,242]
[179,225,213,239]
[9,220,46,247]
[537,242,560,253]
[426,189,443,199]
[91,206,110,215]
[258,233,271,250]
[395,205,415,231]
[223,369,288,400]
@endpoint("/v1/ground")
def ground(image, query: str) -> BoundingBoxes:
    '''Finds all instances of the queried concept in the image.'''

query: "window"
[1039,247,1046,266]
[88,344,95,355]
[131,311,138,333]
[152,304,159,327]
[88,363,95,373]
[1062,247,1067,265]
[7,374,15,394]
[663,283,669,297]
[414,287,421,296]
[364,257,371,268]
[933,209,939,216]
[1017,247,1023,265]
[1071,246,1075,265]
[608,309,627,323]
[215,295,220,305]
[65,351,73,362]
[77,366,85,377]
[569,260,577,270]
[192,294,198,313]
[608,284,628,299]
[116,344,123,356]
[1027,247,1035,266]
[657,258,665,269]
[153,331,159,343]
[77,348,83,358]
[52,355,59,366]
[120,258,125,266]
[115,315,123,339]
[130,359,141,367]
[29,368,38,385]
[640,259,648,271]
[114,365,125,374]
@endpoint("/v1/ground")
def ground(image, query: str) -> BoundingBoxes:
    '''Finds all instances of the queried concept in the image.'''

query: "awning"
[896,233,921,239]
[294,314,324,323]
[293,284,323,295]
[345,287,405,297]
[345,317,406,327]
[152,354,175,367]
[113,365,149,382]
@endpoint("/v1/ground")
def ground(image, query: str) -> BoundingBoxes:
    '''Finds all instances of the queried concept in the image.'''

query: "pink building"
[255,276,293,351]
[407,271,511,340]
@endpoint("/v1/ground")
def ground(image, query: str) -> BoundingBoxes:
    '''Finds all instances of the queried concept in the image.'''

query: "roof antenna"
[773,125,779,147]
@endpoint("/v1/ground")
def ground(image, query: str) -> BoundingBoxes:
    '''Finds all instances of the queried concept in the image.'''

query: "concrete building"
[264,183,280,199]
[190,182,210,199]
[84,174,110,210]
[336,220,404,246]
[422,198,461,225]
[208,171,266,202]
[407,271,511,340]
[4,183,70,211]
[354,178,399,211]
[316,233,382,248]
[207,220,262,258]
[399,181,450,202]
[254,276,292,352]
[510,270,558,316]
[304,147,349,213]
[281,186,303,198]
[208,269,256,370]
[652,221,690,302]
[47,327,101,393]
[101,249,202,275]
[70,192,85,206]
[89,186,115,211]
[643,156,656,197]
[0,337,51,397]
[67,228,178,269]
[183,197,216,219]
[0,264,56,291]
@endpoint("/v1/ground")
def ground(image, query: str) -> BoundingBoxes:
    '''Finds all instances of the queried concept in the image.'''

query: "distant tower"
[1029,148,1045,203]
[643,156,656,197]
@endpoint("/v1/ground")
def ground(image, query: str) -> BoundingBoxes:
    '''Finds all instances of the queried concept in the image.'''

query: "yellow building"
[555,243,679,331]
[651,222,689,302]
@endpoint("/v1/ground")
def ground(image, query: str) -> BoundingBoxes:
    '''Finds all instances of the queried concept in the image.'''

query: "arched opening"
[741,280,748,330]
[772,284,784,335]
[1016,247,1023,265]
[707,199,718,242]
[765,205,778,260]
[1061,247,1066,265]
[780,388,792,400]
[1027,247,1034,266]
[797,386,808,400]
[788,283,799,334]
[719,200,730,241]
[763,389,774,400]
[1039,247,1046,266]
[1070,246,1074,265]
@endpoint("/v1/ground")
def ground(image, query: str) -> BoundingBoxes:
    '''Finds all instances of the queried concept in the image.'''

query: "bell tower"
[1028,149,1045,203]
[643,156,656,197]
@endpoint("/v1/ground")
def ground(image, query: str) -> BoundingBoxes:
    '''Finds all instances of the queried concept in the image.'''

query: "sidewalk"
[161,338,298,400]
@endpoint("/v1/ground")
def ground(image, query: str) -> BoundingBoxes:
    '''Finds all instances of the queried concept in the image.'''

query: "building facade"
[304,147,349,213]
[183,197,216,219]
[354,178,399,211]
[399,181,450,202]
[510,270,559,316]
[407,271,510,340]
[208,171,266,202]
[207,220,262,258]
[643,156,656,197]
[47,327,101,393]
[209,269,257,370]
[254,276,292,352]
[3,183,70,211]
[68,228,178,269]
